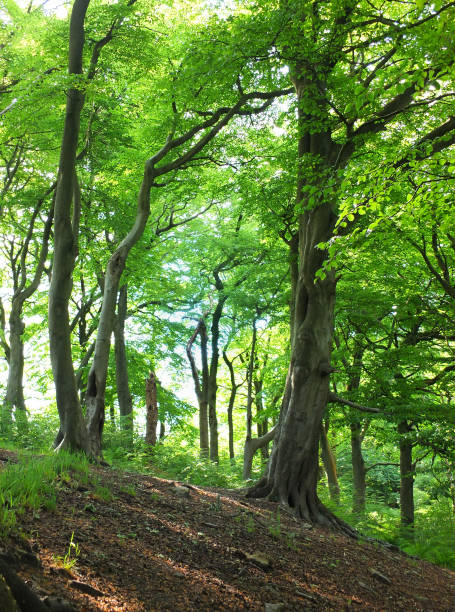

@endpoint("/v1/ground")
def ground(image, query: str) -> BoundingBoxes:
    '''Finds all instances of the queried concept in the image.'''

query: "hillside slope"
[1,448,454,611]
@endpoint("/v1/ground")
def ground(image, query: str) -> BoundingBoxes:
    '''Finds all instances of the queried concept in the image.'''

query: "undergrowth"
[1,413,454,572]
[319,482,455,570]
[0,450,90,538]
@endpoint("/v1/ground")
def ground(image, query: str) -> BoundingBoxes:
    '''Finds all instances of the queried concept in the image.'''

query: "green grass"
[0,450,90,538]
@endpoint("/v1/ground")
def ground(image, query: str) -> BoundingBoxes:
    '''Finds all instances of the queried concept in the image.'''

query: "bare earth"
[1,448,455,611]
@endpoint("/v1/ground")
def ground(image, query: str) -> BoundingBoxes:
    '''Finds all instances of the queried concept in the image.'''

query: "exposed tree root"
[245,478,357,538]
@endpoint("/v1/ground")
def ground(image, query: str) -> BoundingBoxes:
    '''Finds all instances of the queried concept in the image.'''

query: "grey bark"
[48,0,90,452]
[398,420,414,529]
[2,186,54,431]
[114,283,133,430]
[243,427,276,481]
[223,349,242,461]
[208,296,226,463]
[351,421,367,513]
[320,423,340,504]
[186,316,210,456]
[145,371,158,446]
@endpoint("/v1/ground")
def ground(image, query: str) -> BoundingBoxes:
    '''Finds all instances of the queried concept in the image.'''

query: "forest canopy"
[0,0,455,557]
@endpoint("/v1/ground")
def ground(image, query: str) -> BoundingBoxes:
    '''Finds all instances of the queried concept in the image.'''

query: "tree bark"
[243,427,276,480]
[320,422,340,504]
[3,307,26,430]
[398,420,414,529]
[207,297,226,463]
[48,0,90,453]
[114,283,133,431]
[254,377,269,460]
[223,349,241,461]
[2,191,54,432]
[243,317,257,455]
[351,421,366,513]
[145,371,158,446]
[186,316,209,456]
[247,67,354,534]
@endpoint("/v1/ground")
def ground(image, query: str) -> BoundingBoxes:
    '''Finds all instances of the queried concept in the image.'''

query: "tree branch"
[327,391,380,413]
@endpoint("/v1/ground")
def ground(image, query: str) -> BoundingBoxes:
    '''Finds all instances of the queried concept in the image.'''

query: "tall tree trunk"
[3,191,54,433]
[254,377,269,460]
[145,371,158,447]
[85,154,156,457]
[247,68,353,533]
[243,318,257,476]
[351,421,366,514]
[48,0,90,453]
[223,349,240,461]
[186,316,209,457]
[398,420,414,529]
[320,422,340,504]
[207,297,226,463]
[114,283,133,431]
[347,344,366,513]
[3,308,26,431]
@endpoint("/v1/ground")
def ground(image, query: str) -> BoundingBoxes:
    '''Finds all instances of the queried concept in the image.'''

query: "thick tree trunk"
[247,67,354,534]
[398,420,414,529]
[351,421,366,514]
[48,0,90,453]
[320,423,340,504]
[145,371,158,446]
[114,284,133,431]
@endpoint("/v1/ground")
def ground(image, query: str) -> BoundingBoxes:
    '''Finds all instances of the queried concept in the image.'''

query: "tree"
[47,0,291,456]
[247,0,455,529]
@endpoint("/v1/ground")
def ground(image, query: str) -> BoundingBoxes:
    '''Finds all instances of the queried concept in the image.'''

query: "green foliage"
[54,531,81,571]
[0,451,90,538]
[0,410,60,452]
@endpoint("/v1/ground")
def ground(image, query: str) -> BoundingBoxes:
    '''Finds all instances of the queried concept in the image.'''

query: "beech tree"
[47,0,292,455]
[247,0,455,529]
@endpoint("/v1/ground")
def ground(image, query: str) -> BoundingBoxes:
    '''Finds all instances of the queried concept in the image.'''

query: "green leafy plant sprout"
[55,531,80,571]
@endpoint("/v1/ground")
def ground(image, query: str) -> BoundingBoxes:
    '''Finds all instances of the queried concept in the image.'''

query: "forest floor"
[1,448,455,611]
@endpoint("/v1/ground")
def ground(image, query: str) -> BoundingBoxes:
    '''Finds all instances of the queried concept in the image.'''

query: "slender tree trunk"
[186,317,209,457]
[347,344,366,513]
[85,156,156,457]
[243,427,276,481]
[398,420,414,529]
[243,318,257,473]
[145,371,158,446]
[320,423,340,504]
[114,284,133,431]
[207,297,226,463]
[159,420,165,440]
[223,349,240,461]
[48,0,90,453]
[3,308,26,431]
[351,421,366,513]
[254,377,269,460]
[3,192,54,433]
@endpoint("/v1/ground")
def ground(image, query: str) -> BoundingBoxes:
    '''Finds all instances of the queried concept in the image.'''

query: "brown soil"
[1,448,455,611]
